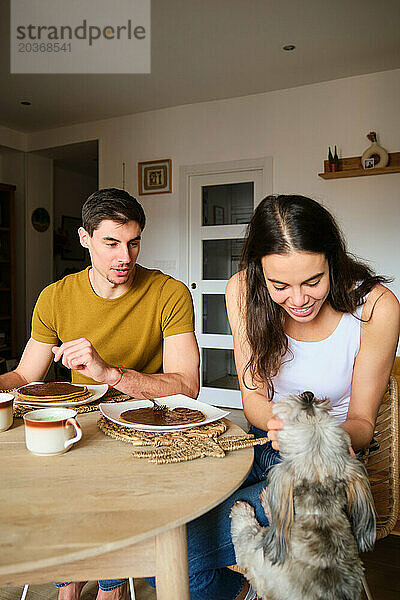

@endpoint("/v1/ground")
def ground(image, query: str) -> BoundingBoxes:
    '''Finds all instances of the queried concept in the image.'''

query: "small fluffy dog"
[230,392,376,600]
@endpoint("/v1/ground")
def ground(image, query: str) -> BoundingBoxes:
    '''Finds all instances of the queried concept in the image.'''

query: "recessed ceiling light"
[282,44,296,51]
[20,100,32,106]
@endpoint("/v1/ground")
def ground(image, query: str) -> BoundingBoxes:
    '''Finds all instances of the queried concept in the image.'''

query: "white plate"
[100,395,230,432]
[14,383,108,407]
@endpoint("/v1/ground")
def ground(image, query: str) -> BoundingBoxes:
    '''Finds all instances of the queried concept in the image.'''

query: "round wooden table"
[0,412,253,599]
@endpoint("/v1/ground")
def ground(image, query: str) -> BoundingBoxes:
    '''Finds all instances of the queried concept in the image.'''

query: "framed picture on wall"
[138,159,172,195]
[61,216,85,261]
[363,157,375,169]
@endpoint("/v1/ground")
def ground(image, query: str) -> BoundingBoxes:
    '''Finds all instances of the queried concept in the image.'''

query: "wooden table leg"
[155,525,190,600]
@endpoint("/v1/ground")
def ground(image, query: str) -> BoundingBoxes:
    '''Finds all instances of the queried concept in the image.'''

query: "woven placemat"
[97,415,269,464]
[12,387,130,418]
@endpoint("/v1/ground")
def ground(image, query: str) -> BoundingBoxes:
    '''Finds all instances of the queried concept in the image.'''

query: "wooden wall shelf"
[319,151,400,179]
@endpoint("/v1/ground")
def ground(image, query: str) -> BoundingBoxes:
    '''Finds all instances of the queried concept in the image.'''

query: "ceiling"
[1,0,400,133]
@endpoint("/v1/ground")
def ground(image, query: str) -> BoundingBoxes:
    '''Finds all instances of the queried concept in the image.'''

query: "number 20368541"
[18,42,72,52]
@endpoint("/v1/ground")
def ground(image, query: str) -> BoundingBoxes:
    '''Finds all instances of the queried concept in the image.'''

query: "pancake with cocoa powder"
[17,382,90,403]
[120,406,206,427]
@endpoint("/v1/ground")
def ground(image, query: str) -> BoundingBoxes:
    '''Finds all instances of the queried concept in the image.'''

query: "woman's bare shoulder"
[363,284,400,322]
[225,271,247,332]
[225,270,246,299]
[361,284,400,335]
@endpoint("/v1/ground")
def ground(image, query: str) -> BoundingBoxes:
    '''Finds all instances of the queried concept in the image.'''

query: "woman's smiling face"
[261,251,330,322]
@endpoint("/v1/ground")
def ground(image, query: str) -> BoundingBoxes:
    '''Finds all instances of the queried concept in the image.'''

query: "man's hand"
[266,417,283,451]
[52,338,114,384]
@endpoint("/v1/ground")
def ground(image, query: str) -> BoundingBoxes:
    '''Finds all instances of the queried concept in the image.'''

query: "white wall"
[25,154,53,336]
[25,68,400,303]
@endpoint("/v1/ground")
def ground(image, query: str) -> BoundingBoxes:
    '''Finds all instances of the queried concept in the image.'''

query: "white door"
[189,169,265,408]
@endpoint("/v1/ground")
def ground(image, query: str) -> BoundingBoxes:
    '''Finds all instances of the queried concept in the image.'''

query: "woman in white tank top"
[162,195,399,600]
[226,195,399,457]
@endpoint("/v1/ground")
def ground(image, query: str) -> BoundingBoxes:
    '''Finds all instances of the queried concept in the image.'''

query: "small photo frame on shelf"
[61,216,85,261]
[138,159,172,195]
[363,157,375,169]
[213,205,224,225]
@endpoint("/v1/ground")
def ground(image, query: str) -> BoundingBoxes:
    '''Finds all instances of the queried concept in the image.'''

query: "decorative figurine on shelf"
[328,145,340,172]
[361,131,389,169]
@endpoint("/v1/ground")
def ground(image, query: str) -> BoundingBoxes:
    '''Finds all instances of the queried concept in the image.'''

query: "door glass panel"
[203,239,244,280]
[202,348,239,390]
[203,294,231,335]
[202,182,254,225]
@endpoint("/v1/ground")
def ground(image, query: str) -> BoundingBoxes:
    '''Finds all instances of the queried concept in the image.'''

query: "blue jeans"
[147,426,280,599]
[54,580,126,592]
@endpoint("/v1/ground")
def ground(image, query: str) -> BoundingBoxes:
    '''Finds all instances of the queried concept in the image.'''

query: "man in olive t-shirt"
[0,188,199,600]
[32,262,196,386]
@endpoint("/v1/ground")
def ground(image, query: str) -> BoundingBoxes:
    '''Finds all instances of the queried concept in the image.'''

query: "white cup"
[0,393,14,432]
[23,408,82,456]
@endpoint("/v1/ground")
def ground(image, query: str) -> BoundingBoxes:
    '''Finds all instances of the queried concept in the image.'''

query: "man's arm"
[0,338,54,389]
[118,331,199,398]
[53,332,200,399]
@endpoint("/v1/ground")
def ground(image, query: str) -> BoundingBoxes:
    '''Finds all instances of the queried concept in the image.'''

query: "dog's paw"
[231,501,264,569]
[230,500,255,520]
[230,501,258,541]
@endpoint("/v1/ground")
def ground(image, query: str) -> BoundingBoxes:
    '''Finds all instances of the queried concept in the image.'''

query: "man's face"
[79,219,141,287]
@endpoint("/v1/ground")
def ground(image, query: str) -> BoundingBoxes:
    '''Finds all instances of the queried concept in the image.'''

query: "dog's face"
[272,392,352,460]
[272,391,331,424]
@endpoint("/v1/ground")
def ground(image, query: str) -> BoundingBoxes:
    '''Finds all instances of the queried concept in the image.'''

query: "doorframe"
[178,157,273,284]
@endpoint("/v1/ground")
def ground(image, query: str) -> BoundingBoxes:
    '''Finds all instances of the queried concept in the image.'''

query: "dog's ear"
[345,460,376,552]
[258,466,294,565]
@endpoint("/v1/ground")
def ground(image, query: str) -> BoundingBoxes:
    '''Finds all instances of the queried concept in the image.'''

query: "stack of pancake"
[17,382,90,404]
[120,406,206,427]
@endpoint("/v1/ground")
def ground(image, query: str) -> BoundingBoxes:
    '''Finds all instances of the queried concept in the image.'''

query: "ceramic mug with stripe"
[23,407,82,456]
[0,393,14,432]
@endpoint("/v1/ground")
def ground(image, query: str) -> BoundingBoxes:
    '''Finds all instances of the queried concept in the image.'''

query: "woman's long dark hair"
[239,195,389,397]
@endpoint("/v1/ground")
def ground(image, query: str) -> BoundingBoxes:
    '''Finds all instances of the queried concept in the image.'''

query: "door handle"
[190,283,197,289]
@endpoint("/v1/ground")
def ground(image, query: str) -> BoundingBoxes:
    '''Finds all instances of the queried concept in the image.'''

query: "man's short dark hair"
[82,188,146,235]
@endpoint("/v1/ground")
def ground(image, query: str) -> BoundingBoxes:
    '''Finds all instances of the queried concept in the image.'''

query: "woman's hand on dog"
[267,417,357,456]
[266,417,283,450]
